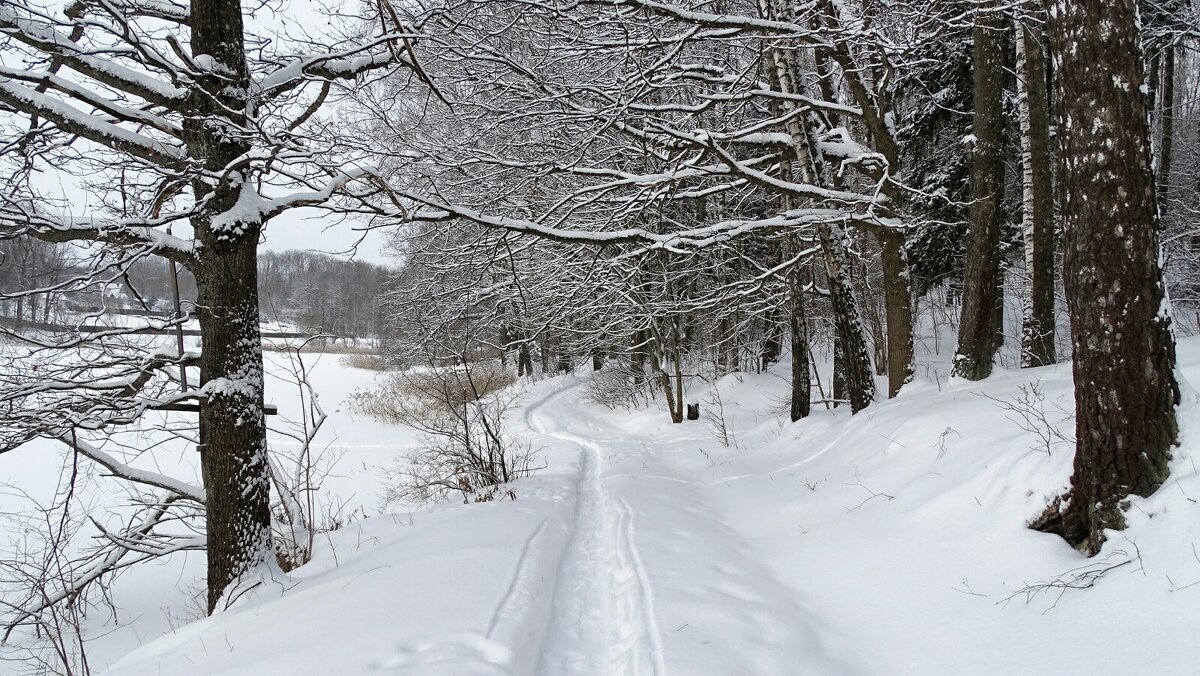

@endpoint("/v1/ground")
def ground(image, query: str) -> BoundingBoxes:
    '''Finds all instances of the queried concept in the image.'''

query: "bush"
[349,360,536,505]
[584,363,653,410]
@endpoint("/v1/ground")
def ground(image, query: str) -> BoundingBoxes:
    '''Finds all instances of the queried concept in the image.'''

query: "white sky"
[262,207,394,264]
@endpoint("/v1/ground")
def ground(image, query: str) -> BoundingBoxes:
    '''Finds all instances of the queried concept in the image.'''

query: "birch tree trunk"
[759,0,876,412]
[819,223,876,413]
[1015,15,1057,368]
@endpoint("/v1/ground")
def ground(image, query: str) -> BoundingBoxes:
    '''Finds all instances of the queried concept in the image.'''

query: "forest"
[0,0,1198,673]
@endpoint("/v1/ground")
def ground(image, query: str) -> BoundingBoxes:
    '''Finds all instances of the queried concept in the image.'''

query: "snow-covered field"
[6,338,1200,675]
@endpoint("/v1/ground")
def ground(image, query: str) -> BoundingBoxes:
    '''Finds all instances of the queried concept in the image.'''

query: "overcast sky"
[261,207,395,264]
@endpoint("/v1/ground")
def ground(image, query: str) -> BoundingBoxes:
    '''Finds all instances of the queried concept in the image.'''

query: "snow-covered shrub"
[584,363,653,410]
[350,361,536,504]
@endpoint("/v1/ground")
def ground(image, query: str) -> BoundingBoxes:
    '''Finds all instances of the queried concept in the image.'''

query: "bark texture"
[1015,16,1057,368]
[189,0,275,612]
[953,8,1007,381]
[819,223,876,413]
[879,231,913,397]
[788,243,811,421]
[1039,0,1179,555]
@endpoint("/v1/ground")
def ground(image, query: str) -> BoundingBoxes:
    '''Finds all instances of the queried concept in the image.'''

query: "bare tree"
[0,0,432,612]
[347,0,940,418]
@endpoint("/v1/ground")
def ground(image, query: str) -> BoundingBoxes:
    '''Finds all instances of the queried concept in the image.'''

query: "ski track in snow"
[526,385,666,676]
[522,379,849,676]
[486,518,550,640]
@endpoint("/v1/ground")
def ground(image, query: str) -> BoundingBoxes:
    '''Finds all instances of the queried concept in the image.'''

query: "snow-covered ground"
[7,338,1200,675]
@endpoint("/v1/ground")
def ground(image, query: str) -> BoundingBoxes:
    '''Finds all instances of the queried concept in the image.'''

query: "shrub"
[584,363,653,410]
[349,360,536,505]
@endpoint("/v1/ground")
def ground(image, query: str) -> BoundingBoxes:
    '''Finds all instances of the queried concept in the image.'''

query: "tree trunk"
[819,223,875,413]
[857,256,888,377]
[953,8,1007,380]
[811,0,915,400]
[657,369,681,423]
[1015,15,1057,368]
[715,314,731,375]
[832,333,845,408]
[1037,0,1179,555]
[518,337,533,378]
[188,0,275,613]
[498,324,511,369]
[879,231,914,396]
[195,230,273,613]
[1159,44,1175,209]
[760,306,782,371]
[650,330,684,424]
[630,329,646,391]
[788,253,811,421]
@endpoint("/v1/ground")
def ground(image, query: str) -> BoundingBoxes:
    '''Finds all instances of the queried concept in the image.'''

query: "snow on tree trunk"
[1037,0,1180,555]
[189,0,276,612]
[1015,15,1057,369]
[953,7,1007,381]
[758,3,876,413]
[819,223,876,414]
[196,231,274,612]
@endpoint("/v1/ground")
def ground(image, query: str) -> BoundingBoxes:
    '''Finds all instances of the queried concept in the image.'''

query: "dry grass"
[262,340,381,355]
[338,352,390,371]
[348,360,516,424]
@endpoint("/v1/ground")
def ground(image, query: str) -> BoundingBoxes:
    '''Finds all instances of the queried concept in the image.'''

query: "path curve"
[526,383,666,676]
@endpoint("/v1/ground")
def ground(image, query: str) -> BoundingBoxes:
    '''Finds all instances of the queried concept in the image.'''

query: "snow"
[6,335,1200,674]
[0,78,185,162]
[210,181,274,239]
[0,3,186,103]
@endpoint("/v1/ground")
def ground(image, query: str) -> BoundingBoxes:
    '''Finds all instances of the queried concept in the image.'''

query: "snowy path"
[524,379,851,676]
[526,386,666,676]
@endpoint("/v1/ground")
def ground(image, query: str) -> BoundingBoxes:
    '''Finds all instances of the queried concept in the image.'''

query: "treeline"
[2,242,392,339]
[257,250,391,338]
